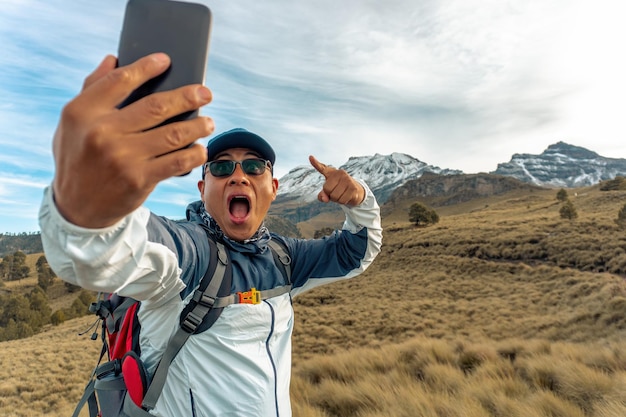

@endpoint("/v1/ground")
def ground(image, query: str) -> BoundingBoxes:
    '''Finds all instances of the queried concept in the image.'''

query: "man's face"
[198,148,278,242]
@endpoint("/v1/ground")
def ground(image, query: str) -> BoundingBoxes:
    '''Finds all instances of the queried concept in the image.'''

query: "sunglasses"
[205,158,272,178]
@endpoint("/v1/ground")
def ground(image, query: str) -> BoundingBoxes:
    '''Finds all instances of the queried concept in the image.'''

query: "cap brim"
[207,128,275,165]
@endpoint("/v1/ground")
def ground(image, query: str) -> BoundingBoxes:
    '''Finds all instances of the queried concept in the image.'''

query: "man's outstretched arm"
[51,53,213,228]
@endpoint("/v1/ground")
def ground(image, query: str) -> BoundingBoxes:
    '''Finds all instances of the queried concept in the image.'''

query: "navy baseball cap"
[206,128,276,165]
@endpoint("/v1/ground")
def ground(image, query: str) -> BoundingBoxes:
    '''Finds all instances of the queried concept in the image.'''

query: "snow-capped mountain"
[492,142,626,188]
[270,142,626,225]
[277,152,462,204]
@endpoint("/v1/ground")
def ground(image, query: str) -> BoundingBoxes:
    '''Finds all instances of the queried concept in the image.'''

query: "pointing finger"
[309,155,331,178]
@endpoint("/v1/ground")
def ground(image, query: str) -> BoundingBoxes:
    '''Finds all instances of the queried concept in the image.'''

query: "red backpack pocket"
[121,351,149,407]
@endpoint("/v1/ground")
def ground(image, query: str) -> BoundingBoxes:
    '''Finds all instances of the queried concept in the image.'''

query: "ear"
[271,178,279,201]
[197,180,205,196]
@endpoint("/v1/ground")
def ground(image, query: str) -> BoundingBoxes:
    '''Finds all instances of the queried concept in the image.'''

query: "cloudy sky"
[1,0,624,233]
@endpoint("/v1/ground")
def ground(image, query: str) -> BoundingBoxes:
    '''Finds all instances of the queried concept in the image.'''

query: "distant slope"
[383,171,545,216]
[0,233,43,257]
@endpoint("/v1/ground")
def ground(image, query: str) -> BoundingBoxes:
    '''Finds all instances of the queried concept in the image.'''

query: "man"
[39,53,382,416]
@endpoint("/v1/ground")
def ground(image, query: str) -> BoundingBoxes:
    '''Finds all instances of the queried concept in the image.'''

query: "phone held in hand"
[117,0,212,126]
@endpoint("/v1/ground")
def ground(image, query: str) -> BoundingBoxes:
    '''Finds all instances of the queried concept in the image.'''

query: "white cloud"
[0,175,47,190]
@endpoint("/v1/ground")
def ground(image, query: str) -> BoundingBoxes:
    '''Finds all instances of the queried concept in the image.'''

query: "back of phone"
[118,0,212,124]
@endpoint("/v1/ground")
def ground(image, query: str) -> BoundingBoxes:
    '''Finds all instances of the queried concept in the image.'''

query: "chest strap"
[192,284,292,308]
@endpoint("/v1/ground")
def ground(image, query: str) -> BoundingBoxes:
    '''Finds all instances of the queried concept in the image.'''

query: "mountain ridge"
[270,141,626,226]
[276,142,625,200]
[383,171,544,216]
[492,141,626,188]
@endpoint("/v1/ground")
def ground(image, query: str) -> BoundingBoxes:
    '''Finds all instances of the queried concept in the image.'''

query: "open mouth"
[229,196,250,222]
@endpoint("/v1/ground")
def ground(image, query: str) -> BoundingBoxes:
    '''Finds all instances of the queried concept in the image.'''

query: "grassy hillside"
[1,185,626,416]
[0,233,42,257]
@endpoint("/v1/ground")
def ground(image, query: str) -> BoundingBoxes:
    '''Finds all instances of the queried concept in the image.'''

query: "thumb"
[309,155,331,178]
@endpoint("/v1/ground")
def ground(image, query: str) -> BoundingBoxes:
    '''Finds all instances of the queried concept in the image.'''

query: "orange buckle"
[238,288,261,304]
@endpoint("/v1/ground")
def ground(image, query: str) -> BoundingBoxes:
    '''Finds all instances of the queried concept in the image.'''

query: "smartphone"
[117,0,212,126]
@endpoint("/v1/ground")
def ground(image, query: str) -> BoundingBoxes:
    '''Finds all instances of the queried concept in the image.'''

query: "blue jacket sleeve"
[278,180,382,296]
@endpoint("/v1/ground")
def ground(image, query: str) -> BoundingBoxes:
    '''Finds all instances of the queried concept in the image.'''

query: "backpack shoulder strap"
[180,237,231,333]
[267,237,292,284]
[208,237,292,309]
[141,234,230,412]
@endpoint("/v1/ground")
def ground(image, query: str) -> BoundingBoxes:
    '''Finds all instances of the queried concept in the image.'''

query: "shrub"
[50,310,66,326]
[409,202,440,226]
[559,200,578,221]
[556,189,568,202]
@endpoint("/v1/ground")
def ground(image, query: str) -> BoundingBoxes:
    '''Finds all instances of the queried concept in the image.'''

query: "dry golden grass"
[0,316,100,416]
[2,184,626,416]
[290,338,626,417]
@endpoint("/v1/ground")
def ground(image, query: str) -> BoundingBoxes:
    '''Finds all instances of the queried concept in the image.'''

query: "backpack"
[72,235,292,417]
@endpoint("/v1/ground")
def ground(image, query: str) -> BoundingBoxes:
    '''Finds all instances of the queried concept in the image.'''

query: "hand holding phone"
[118,0,212,126]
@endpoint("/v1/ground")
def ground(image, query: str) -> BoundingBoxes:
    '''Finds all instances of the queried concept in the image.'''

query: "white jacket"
[39,182,382,417]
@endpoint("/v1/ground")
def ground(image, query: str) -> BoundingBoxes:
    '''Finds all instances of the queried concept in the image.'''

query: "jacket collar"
[186,200,270,254]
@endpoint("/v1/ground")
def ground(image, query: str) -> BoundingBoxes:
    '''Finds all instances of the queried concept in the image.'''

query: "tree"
[0,294,34,328]
[0,289,52,341]
[28,287,51,331]
[409,202,440,226]
[36,255,55,291]
[12,250,26,265]
[556,188,568,202]
[37,267,54,291]
[35,255,47,271]
[559,199,578,221]
[0,251,30,281]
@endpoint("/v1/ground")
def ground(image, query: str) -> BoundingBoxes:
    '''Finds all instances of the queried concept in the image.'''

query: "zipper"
[190,389,197,417]
[264,300,280,417]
